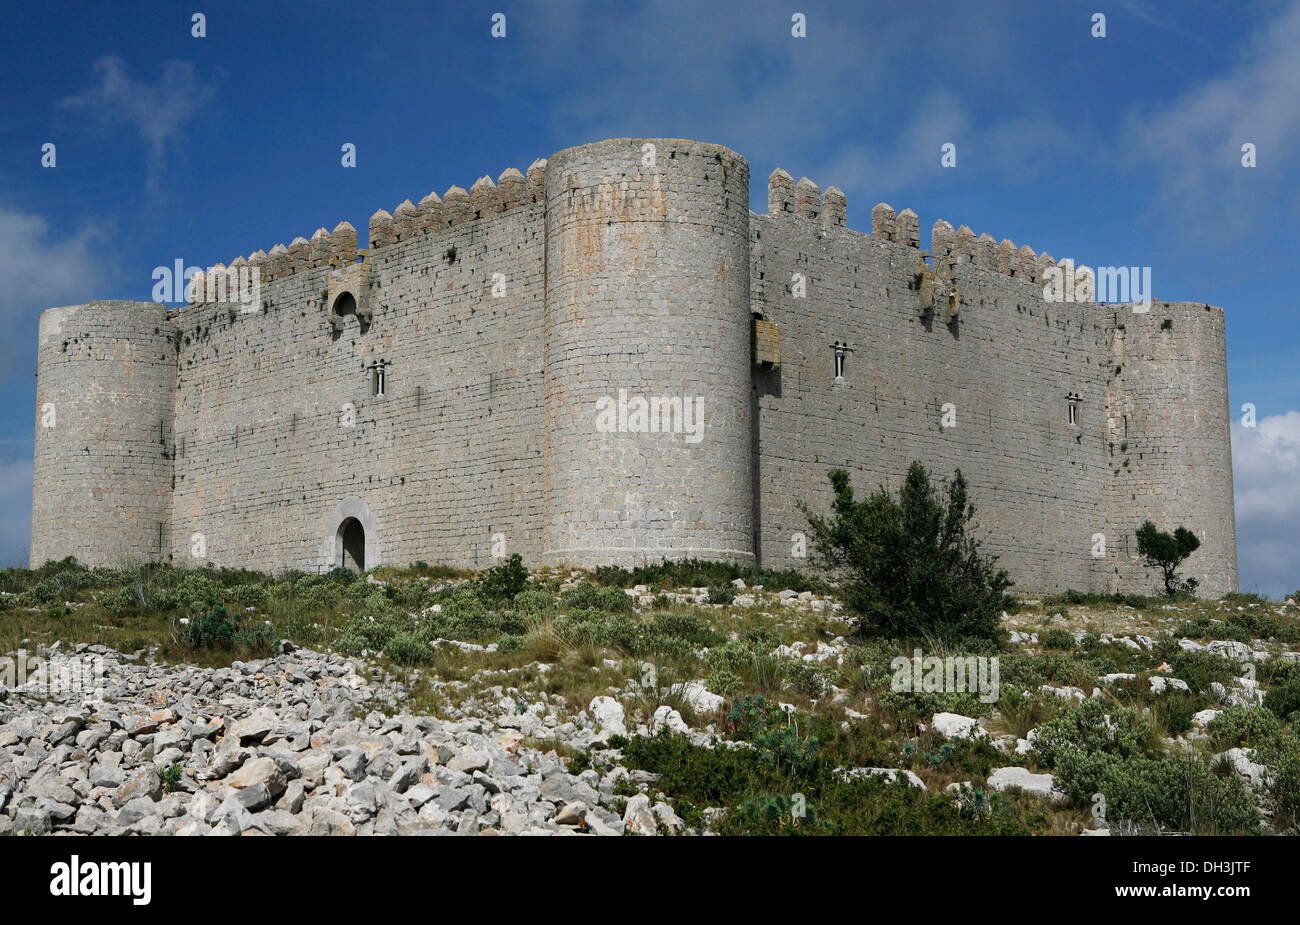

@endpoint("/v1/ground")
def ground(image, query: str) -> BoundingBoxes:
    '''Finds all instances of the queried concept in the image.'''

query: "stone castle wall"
[543,139,754,565]
[167,174,548,573]
[1106,302,1237,595]
[31,300,176,566]
[30,138,1238,594]
[749,193,1115,592]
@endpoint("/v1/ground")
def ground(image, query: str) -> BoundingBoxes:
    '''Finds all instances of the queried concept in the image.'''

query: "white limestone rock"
[986,766,1065,803]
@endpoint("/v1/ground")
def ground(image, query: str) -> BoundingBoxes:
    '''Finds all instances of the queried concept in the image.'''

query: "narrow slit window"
[371,362,387,397]
[832,341,852,381]
[1067,392,1080,426]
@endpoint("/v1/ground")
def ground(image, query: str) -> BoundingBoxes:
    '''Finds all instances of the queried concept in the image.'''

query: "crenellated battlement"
[368,158,547,249]
[35,136,1235,597]
[187,220,359,305]
[767,169,847,230]
[187,160,548,306]
[761,169,1119,303]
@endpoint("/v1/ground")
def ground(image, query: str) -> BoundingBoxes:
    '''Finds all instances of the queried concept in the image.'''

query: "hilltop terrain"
[2,558,1297,835]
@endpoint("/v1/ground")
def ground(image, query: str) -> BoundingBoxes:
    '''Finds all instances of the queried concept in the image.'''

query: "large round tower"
[1106,301,1237,595]
[542,138,754,566]
[31,301,176,567]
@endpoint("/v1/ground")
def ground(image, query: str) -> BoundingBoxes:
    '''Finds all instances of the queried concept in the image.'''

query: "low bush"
[1207,706,1282,751]
[479,554,528,602]
[1040,628,1074,650]
[1039,589,1154,610]
[591,559,826,595]
[178,603,274,652]
[707,584,736,605]
[513,589,556,615]
[1264,678,1300,723]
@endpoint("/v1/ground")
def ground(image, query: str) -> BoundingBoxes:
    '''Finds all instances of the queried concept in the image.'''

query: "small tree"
[1135,521,1200,597]
[799,463,1012,645]
[479,553,529,602]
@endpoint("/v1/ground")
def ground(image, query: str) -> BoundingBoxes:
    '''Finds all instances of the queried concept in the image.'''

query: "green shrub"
[707,667,743,699]
[160,763,184,793]
[554,610,638,652]
[479,554,528,602]
[651,612,721,647]
[383,632,433,665]
[619,729,1038,835]
[707,584,736,605]
[1175,614,1233,640]
[800,463,1012,645]
[227,584,268,610]
[1041,628,1074,650]
[559,582,601,611]
[147,588,181,611]
[1057,751,1258,834]
[494,610,527,636]
[179,603,274,651]
[630,624,694,660]
[24,580,62,605]
[496,634,528,654]
[781,660,832,697]
[1041,589,1154,610]
[392,580,429,609]
[590,558,825,595]
[1169,649,1239,694]
[337,611,409,654]
[595,586,634,613]
[513,589,556,615]
[175,571,222,611]
[1223,591,1269,606]
[180,605,236,648]
[1259,735,1300,828]
[1033,699,1154,769]
[100,586,139,615]
[1264,679,1300,722]
[1036,699,1257,832]
[1207,706,1282,751]
[1152,694,1197,737]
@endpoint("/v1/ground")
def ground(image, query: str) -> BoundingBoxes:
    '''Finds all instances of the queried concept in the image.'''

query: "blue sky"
[2,0,1297,595]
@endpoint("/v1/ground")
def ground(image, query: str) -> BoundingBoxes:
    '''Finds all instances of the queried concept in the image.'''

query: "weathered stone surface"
[226,757,287,798]
[0,644,667,837]
[623,794,658,836]
[986,767,1065,803]
[28,141,1234,599]
[931,713,985,740]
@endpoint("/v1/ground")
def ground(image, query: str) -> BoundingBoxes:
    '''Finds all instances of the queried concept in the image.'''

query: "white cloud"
[508,0,1057,205]
[0,207,109,565]
[1121,0,1300,237]
[58,56,219,199]
[0,207,112,368]
[1231,410,1300,598]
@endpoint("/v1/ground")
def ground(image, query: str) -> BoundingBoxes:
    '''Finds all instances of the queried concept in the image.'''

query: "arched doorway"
[338,517,365,572]
[324,497,380,573]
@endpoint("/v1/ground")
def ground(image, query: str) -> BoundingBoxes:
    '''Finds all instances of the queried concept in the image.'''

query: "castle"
[30,138,1237,594]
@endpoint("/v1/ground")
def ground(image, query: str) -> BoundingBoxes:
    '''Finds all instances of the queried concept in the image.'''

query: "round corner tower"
[1106,301,1237,595]
[31,300,176,568]
[542,138,754,567]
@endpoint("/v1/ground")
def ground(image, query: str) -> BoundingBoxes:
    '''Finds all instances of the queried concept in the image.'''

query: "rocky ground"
[0,642,681,836]
[3,562,1299,836]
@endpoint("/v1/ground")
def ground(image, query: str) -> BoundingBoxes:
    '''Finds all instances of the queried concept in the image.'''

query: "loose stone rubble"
[0,643,686,836]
